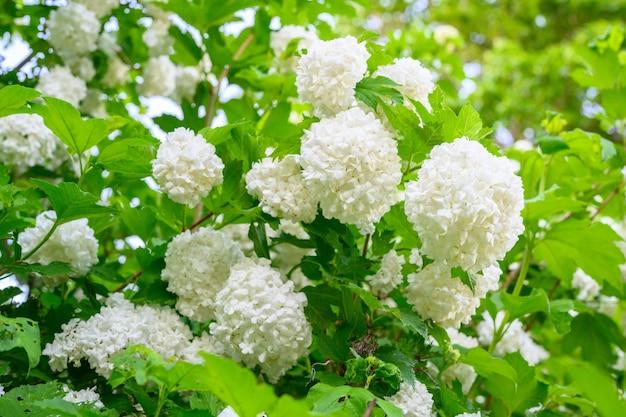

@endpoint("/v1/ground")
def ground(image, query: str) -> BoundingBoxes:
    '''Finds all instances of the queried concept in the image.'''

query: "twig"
[184,212,213,232]
[591,184,623,220]
[10,50,37,74]
[204,32,255,127]
[362,234,371,257]
[362,400,377,417]
[112,271,142,292]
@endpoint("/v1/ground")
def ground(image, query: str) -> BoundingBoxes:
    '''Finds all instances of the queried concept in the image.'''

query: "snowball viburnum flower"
[296,36,369,117]
[210,258,312,382]
[140,55,177,97]
[63,386,104,409]
[365,250,405,295]
[405,138,524,272]
[47,3,100,59]
[161,227,243,321]
[37,67,87,106]
[300,107,402,234]
[245,154,318,223]
[172,66,202,102]
[385,380,434,417]
[0,114,67,173]
[375,58,435,110]
[18,211,98,278]
[152,128,224,207]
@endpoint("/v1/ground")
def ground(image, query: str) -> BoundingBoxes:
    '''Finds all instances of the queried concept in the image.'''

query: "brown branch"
[591,184,623,220]
[184,212,213,232]
[112,271,142,292]
[362,400,377,417]
[204,33,255,127]
[10,50,37,74]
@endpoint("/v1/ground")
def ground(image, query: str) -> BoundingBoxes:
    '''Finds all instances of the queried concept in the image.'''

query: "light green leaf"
[97,137,157,178]
[0,315,41,369]
[0,85,40,117]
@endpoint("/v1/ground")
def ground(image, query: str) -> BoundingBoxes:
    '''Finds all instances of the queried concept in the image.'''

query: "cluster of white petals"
[375,58,435,110]
[220,223,254,255]
[571,268,600,301]
[0,114,66,173]
[65,56,96,81]
[18,211,98,278]
[405,138,524,272]
[474,264,501,298]
[477,311,548,365]
[63,386,104,409]
[152,128,224,207]
[81,89,107,118]
[103,57,130,87]
[441,328,478,394]
[385,380,434,417]
[210,258,312,382]
[47,3,100,59]
[161,227,243,321]
[433,25,461,45]
[140,56,177,97]
[143,18,173,57]
[296,36,369,116]
[410,248,423,269]
[172,66,202,102]
[37,67,87,107]
[178,332,225,364]
[366,250,405,295]
[300,107,402,234]
[43,294,192,376]
[270,25,318,70]
[245,154,317,223]
[74,0,119,18]
[406,261,480,328]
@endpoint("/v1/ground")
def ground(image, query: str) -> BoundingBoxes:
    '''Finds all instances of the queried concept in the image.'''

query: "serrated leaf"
[355,76,403,109]
[98,137,157,178]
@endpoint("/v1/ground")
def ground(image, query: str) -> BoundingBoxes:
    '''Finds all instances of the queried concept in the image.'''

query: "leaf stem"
[153,386,167,417]
[22,221,59,261]
[183,212,213,232]
[362,400,377,417]
[591,182,623,220]
[362,233,371,257]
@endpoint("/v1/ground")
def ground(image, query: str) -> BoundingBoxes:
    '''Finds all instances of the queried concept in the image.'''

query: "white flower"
[43,294,192,377]
[220,223,254,255]
[143,18,173,56]
[18,211,98,278]
[409,248,423,270]
[366,250,405,295]
[385,380,434,417]
[245,154,318,223]
[454,414,480,417]
[47,3,100,59]
[37,66,87,106]
[300,107,402,234]
[161,227,243,321]
[74,0,119,18]
[375,58,435,110]
[433,25,460,45]
[0,385,4,396]
[172,66,202,102]
[210,258,312,382]
[477,311,548,365]
[140,56,177,97]
[0,114,66,173]
[102,56,130,87]
[270,25,318,70]
[65,56,96,81]
[474,264,501,298]
[98,32,120,57]
[405,261,480,328]
[571,268,600,301]
[80,89,107,118]
[405,138,524,273]
[296,36,369,117]
[63,386,104,409]
[152,127,224,207]
[178,332,225,364]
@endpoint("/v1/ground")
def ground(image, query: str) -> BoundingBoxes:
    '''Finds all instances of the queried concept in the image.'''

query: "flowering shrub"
[0,2,625,417]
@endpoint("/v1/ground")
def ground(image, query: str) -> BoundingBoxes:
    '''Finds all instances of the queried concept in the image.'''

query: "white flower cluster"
[571,268,600,301]
[0,114,66,173]
[406,261,481,328]
[441,328,478,394]
[102,56,130,87]
[245,154,317,223]
[365,250,405,295]
[143,18,173,57]
[172,66,202,102]
[161,227,243,321]
[64,55,96,81]
[152,128,224,207]
[140,56,177,97]
[296,36,369,117]
[37,66,87,107]
[47,3,100,59]
[405,138,524,273]
[18,211,98,278]
[477,311,548,365]
[385,380,434,417]
[209,258,312,382]
[178,332,225,364]
[300,107,402,234]
[375,58,435,110]
[270,25,318,71]
[43,294,192,376]
[74,0,119,17]
[433,25,461,46]
[63,386,104,409]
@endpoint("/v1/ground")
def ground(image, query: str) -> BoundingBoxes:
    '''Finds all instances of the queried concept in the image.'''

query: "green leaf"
[566,360,626,417]
[495,289,550,321]
[524,187,586,221]
[441,103,485,141]
[536,135,569,154]
[0,85,40,117]
[562,313,626,367]
[461,348,517,401]
[0,315,41,369]
[30,180,115,223]
[32,97,108,155]
[533,218,625,289]
[97,137,158,178]
[8,261,73,277]
[355,76,403,109]
[0,382,64,417]
[248,221,270,259]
